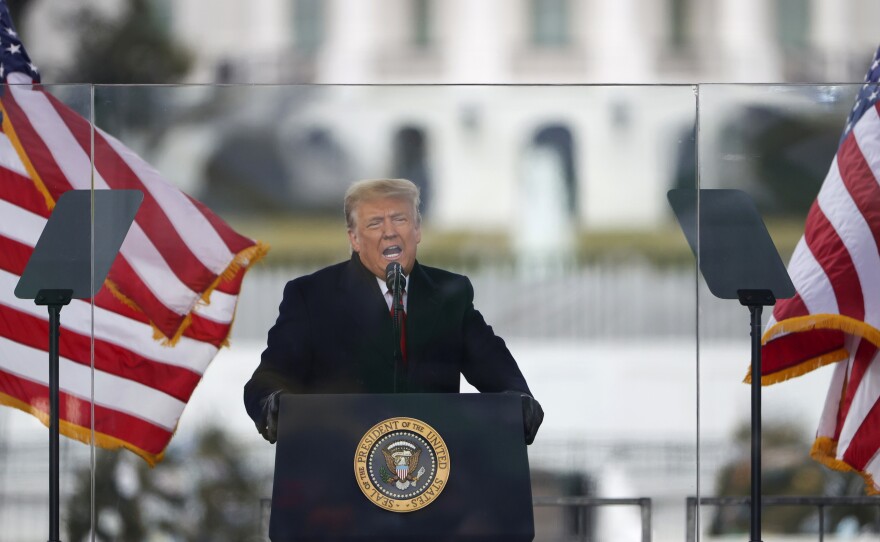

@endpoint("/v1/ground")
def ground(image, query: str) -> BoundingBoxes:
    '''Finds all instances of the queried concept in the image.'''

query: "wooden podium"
[270,393,534,541]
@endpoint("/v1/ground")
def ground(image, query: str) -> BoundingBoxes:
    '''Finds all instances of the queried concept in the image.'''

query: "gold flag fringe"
[0,391,165,466]
[743,348,848,385]
[1,99,56,211]
[102,242,268,347]
[762,314,880,350]
[141,241,270,346]
[811,436,880,496]
[743,314,880,386]
[199,241,269,347]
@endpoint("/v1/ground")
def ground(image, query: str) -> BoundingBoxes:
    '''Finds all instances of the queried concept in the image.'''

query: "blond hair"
[344,178,421,229]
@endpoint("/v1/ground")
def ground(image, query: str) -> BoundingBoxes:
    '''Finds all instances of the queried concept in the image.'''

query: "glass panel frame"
[0,83,94,542]
[694,83,873,541]
[1,82,704,541]
[90,83,701,541]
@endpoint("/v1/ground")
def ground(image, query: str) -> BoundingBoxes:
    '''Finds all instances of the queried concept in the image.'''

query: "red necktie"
[389,291,407,364]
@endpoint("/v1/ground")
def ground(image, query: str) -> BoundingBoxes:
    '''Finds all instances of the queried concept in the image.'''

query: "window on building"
[412,0,432,49]
[531,125,577,216]
[668,0,692,51]
[531,0,570,48]
[392,126,432,214]
[293,0,324,54]
[775,0,810,50]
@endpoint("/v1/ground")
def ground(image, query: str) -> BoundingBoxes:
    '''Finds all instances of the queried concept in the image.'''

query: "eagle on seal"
[382,440,422,483]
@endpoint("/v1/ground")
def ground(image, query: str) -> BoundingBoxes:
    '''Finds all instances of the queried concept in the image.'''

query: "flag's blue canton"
[0,0,38,83]
[841,44,880,146]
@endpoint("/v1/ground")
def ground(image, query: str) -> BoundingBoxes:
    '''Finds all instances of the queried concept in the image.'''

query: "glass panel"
[0,83,93,541]
[11,78,880,541]
[696,83,877,540]
[82,83,698,540]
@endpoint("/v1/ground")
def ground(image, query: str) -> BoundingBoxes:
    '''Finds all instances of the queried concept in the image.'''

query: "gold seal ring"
[354,416,451,512]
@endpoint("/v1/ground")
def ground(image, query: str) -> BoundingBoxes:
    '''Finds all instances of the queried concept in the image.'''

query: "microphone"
[385,262,406,304]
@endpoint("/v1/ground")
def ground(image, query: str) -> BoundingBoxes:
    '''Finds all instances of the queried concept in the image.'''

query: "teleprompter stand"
[15,189,142,542]
[668,189,795,542]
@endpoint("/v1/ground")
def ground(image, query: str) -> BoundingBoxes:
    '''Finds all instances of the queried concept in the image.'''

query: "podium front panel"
[270,393,533,541]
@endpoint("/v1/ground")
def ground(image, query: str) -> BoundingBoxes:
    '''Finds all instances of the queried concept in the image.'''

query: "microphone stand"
[386,264,406,392]
[391,286,404,392]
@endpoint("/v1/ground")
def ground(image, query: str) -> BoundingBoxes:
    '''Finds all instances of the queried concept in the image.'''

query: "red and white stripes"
[761,102,880,493]
[0,83,265,464]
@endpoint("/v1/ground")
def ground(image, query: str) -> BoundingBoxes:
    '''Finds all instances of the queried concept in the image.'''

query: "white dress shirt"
[375,275,408,311]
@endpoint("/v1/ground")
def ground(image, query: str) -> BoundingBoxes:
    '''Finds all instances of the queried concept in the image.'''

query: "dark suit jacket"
[243,254,532,424]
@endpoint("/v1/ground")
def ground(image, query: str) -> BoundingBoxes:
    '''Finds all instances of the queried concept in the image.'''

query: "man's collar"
[374,273,408,293]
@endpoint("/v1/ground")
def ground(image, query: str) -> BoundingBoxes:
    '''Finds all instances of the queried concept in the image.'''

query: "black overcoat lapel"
[340,255,397,388]
[405,261,441,372]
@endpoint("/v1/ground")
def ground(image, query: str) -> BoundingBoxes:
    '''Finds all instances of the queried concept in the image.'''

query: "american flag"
[0,1,266,464]
[760,45,880,493]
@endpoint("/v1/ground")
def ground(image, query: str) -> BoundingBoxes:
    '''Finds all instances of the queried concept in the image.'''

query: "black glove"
[257,390,283,443]
[521,394,544,445]
[505,391,544,445]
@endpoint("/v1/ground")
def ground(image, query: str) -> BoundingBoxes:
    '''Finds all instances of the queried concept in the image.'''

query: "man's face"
[348,197,421,279]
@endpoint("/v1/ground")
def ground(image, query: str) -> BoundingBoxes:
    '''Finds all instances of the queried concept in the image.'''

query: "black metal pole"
[47,303,62,542]
[749,304,763,542]
[391,303,402,392]
[36,289,71,542]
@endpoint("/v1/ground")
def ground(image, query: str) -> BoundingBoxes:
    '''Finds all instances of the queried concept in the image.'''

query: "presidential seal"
[354,417,450,512]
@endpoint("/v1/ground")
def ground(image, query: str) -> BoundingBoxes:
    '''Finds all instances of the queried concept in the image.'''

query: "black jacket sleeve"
[243,279,313,425]
[457,278,532,396]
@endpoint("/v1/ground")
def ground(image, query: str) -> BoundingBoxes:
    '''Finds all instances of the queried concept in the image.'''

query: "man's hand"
[257,390,283,443]
[505,391,544,445]
[521,394,544,445]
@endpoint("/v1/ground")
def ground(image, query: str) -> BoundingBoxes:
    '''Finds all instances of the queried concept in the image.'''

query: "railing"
[532,496,652,542]
[686,496,880,542]
[230,262,747,342]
